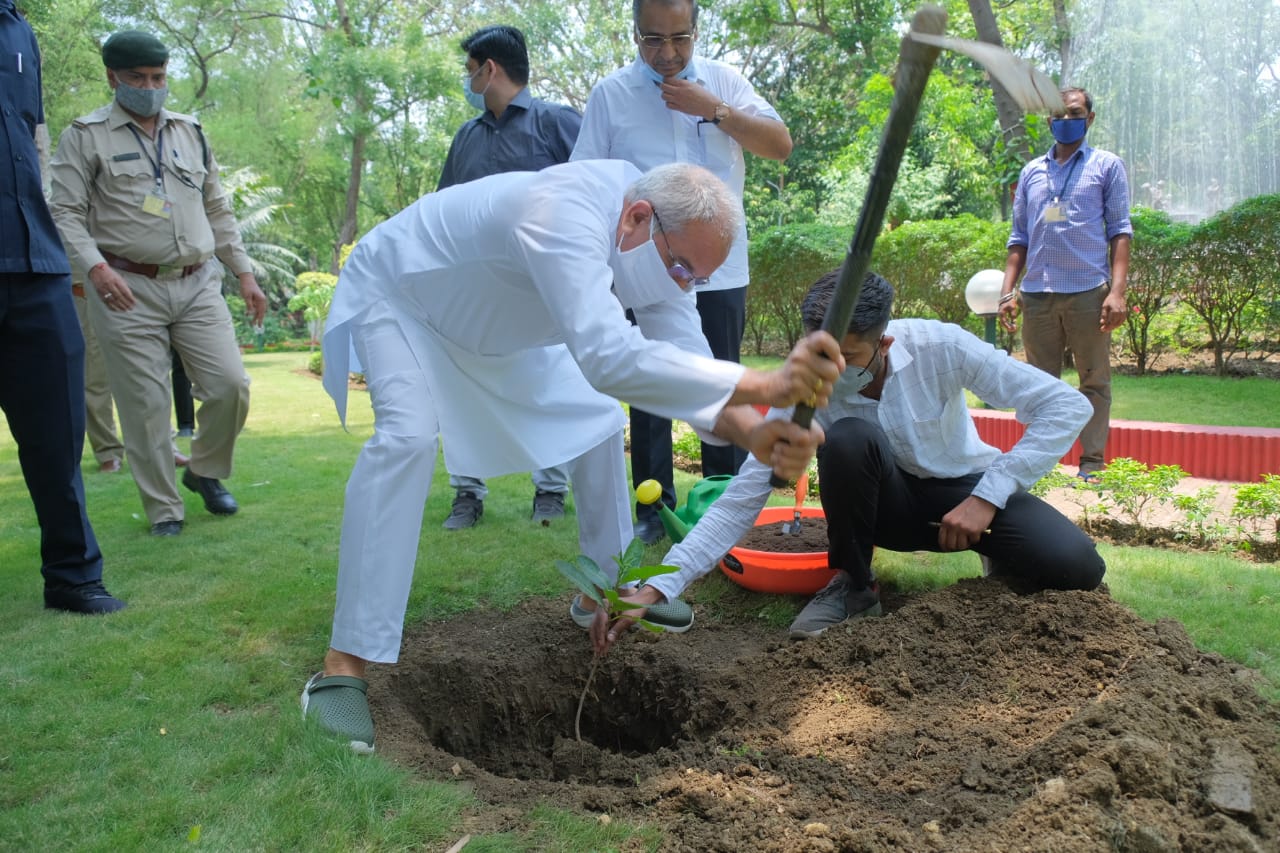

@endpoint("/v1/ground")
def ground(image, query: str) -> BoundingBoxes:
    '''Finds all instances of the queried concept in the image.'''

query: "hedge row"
[746,194,1280,374]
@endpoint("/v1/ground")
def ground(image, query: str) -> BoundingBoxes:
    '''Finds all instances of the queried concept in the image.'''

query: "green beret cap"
[102,31,170,69]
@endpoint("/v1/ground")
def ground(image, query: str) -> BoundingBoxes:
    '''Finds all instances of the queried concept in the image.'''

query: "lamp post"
[965,269,1004,347]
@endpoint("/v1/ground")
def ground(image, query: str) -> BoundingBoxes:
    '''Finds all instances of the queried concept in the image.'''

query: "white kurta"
[323,159,745,478]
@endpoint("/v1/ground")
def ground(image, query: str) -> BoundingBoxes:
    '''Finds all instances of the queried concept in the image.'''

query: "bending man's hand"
[747,418,824,480]
[589,585,667,656]
[732,331,843,410]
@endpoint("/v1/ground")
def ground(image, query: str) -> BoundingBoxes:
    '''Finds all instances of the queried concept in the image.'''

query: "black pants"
[0,274,104,587]
[818,417,1105,591]
[630,286,748,519]
[172,348,195,431]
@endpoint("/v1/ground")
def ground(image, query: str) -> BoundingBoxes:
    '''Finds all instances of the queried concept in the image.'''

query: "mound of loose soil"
[371,580,1279,851]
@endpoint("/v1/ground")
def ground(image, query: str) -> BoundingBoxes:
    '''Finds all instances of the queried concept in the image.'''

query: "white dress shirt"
[570,57,782,293]
[322,159,745,478]
[648,319,1091,600]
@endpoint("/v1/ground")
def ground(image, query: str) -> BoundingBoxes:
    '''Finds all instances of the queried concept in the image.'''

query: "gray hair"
[623,163,741,245]
[633,0,699,28]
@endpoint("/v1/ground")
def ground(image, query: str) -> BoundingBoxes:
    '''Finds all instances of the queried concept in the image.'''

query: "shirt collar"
[106,100,173,134]
[1041,142,1092,166]
[624,56,703,88]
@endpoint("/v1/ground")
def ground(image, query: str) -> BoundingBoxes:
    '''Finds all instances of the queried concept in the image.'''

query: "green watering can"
[635,474,734,543]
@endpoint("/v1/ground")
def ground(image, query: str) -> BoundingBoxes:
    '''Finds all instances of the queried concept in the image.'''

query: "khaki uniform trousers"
[88,261,250,524]
[1019,285,1112,473]
[72,289,124,466]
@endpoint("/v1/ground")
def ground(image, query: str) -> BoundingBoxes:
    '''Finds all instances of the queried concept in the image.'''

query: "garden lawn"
[0,352,1275,850]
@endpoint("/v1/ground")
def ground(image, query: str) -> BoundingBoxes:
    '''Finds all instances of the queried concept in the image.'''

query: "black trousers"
[630,286,748,519]
[0,273,104,587]
[818,417,1106,591]
[171,348,195,430]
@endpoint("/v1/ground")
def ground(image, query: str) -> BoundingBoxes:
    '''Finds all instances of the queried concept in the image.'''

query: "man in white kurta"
[303,160,840,751]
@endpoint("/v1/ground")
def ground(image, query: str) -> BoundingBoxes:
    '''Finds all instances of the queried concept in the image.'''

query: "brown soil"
[738,517,830,553]
[372,578,1279,851]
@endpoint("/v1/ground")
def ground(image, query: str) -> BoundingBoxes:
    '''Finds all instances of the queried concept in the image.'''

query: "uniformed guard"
[49,30,268,537]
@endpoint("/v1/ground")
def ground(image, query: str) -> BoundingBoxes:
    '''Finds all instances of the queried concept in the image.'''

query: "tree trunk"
[1054,0,1074,82]
[335,132,366,273]
[966,0,1033,214]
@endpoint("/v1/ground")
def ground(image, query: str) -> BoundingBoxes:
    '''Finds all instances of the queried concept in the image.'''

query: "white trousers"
[330,306,633,663]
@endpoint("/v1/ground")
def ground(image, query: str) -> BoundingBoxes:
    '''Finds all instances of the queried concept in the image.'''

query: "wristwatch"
[710,102,730,125]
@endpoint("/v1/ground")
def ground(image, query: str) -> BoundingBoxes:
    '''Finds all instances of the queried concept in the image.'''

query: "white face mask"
[608,222,680,308]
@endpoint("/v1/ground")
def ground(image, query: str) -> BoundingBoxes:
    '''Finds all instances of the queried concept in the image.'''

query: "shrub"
[1121,208,1195,374]
[747,224,848,353]
[870,215,1009,332]
[1094,457,1186,527]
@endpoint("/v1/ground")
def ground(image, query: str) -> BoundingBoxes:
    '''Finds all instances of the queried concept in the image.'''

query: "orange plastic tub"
[719,506,835,595]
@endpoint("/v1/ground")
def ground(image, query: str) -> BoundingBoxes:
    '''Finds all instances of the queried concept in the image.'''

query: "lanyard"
[1047,151,1082,204]
[126,124,165,190]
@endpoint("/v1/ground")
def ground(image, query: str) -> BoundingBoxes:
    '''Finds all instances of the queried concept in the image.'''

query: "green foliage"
[1181,194,1280,374]
[554,542,679,635]
[1120,207,1196,374]
[1171,487,1233,547]
[288,271,338,344]
[1094,458,1187,528]
[672,428,703,462]
[1029,467,1077,498]
[746,224,848,354]
[870,215,1010,329]
[1232,474,1280,541]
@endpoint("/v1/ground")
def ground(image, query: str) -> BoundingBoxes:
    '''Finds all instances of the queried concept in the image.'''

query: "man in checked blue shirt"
[1000,87,1132,483]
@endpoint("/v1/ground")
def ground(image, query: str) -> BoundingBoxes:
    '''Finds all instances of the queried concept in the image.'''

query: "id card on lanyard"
[128,124,172,220]
[1044,153,1082,225]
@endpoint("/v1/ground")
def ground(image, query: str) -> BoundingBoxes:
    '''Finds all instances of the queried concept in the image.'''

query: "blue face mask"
[639,53,697,85]
[1050,116,1088,145]
[462,64,490,111]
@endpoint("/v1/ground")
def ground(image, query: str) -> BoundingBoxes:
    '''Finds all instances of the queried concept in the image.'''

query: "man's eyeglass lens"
[651,209,710,290]
[639,33,694,49]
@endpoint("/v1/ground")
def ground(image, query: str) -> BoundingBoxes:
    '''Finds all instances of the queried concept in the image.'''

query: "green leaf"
[619,537,646,572]
[554,557,608,607]
[617,563,683,586]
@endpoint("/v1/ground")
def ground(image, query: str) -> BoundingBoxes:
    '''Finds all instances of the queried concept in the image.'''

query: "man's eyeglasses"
[636,31,695,50]
[651,208,711,291]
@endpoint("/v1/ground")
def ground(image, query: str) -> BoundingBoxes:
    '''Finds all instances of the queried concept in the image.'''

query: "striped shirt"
[1008,144,1132,294]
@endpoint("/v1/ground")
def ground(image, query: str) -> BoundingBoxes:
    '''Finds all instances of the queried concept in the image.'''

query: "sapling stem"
[575,654,602,743]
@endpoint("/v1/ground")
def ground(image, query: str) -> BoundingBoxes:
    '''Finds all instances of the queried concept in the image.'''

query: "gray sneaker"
[443,491,483,530]
[788,572,881,639]
[531,490,566,525]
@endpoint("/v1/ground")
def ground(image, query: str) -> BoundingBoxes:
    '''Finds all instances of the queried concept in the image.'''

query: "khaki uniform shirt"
[48,101,252,277]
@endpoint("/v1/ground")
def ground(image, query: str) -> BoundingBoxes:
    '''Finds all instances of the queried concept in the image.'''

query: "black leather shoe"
[633,515,666,545]
[183,468,239,515]
[150,519,185,537]
[44,581,127,614]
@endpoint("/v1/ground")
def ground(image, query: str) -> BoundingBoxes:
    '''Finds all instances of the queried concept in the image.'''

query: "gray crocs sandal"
[301,672,376,754]
[569,593,694,633]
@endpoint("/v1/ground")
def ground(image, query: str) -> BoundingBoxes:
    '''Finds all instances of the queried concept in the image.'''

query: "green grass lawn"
[1,352,1276,851]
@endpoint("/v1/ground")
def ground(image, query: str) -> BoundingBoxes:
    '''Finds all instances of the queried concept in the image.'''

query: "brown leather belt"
[101,250,206,280]
[72,283,86,298]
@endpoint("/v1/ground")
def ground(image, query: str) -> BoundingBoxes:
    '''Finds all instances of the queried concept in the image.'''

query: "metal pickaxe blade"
[908,32,1066,115]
